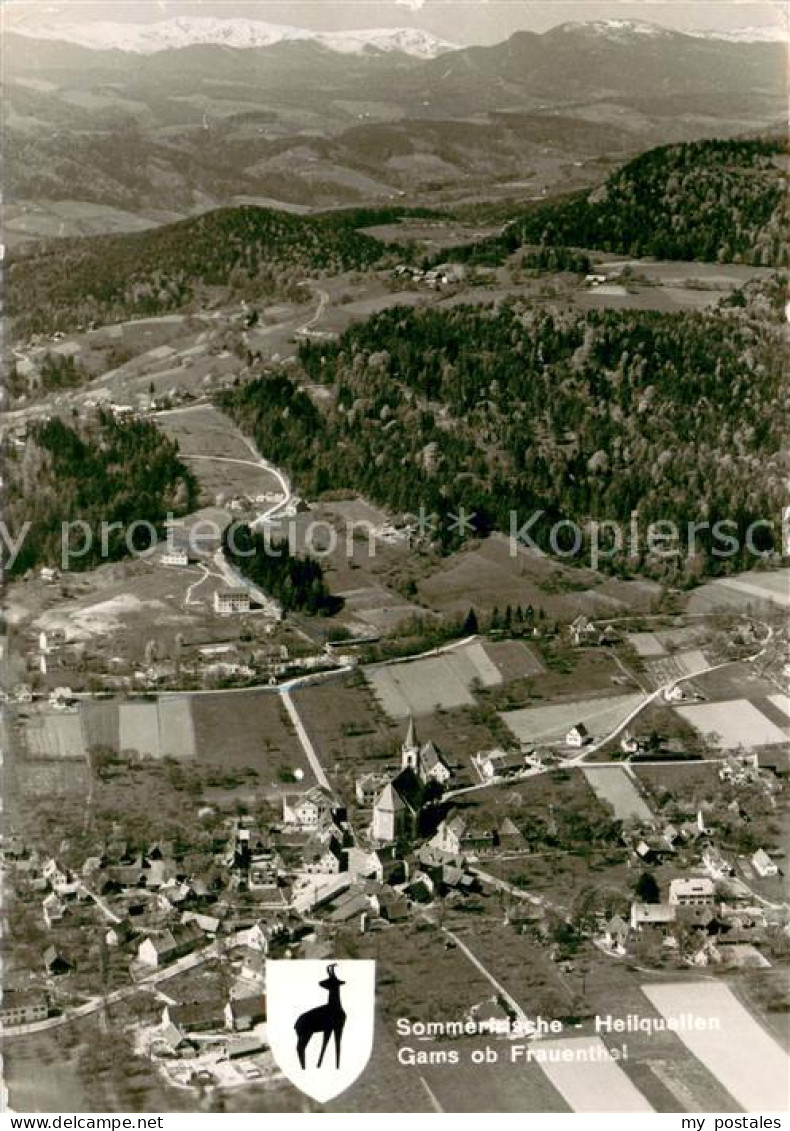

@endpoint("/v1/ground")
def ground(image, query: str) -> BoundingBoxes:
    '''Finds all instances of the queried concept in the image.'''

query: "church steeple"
[401,715,419,771]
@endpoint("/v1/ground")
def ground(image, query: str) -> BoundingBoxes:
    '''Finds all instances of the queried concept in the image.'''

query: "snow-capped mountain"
[13,16,456,58]
[691,25,789,43]
[551,19,677,38]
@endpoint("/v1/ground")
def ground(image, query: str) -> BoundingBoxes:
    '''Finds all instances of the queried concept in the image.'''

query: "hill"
[4,412,198,576]
[218,275,787,582]
[7,206,402,338]
[451,139,789,267]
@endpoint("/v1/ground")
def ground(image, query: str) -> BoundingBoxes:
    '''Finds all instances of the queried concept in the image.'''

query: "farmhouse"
[214,588,251,615]
[702,846,734,880]
[163,999,227,1034]
[43,946,73,976]
[668,877,715,906]
[751,848,778,878]
[355,772,390,807]
[566,723,589,748]
[225,995,267,1032]
[475,749,528,780]
[137,923,203,967]
[282,787,334,830]
[302,836,344,875]
[0,990,49,1027]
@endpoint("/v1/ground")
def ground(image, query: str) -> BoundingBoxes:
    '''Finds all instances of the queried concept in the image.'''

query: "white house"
[751,848,778,878]
[702,846,733,880]
[161,548,189,568]
[282,787,333,831]
[566,723,589,748]
[668,877,715,906]
[214,588,251,615]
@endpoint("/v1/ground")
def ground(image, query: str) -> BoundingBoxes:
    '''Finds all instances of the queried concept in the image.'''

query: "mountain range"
[12,16,456,57]
[4,19,786,237]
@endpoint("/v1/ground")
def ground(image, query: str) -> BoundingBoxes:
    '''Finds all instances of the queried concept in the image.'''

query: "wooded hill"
[4,412,198,575]
[219,274,787,582]
[451,139,789,267]
[8,205,410,339]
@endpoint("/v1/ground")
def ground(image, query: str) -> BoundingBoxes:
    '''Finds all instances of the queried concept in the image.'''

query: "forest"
[447,138,788,267]
[219,274,787,582]
[4,412,198,575]
[221,522,341,616]
[8,205,406,339]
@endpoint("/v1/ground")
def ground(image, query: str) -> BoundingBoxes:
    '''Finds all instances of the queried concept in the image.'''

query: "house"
[630,902,676,930]
[602,914,630,954]
[282,787,334,831]
[137,923,203,967]
[565,724,589,749]
[400,718,452,786]
[355,772,390,807]
[225,994,266,1032]
[1,990,48,1027]
[180,911,221,936]
[430,814,496,858]
[42,893,66,928]
[105,921,137,948]
[663,684,686,703]
[702,847,733,880]
[163,999,226,1034]
[751,848,779,878]
[161,548,189,568]
[620,733,641,756]
[668,877,715,907]
[214,588,251,615]
[43,946,72,976]
[42,858,75,896]
[475,749,528,780]
[302,836,344,875]
[378,891,410,922]
[569,615,597,646]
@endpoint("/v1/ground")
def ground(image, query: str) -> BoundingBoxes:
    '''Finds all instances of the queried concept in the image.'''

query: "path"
[280,688,332,792]
[441,926,531,1031]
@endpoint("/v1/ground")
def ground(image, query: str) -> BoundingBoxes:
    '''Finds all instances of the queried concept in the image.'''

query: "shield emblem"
[266,959,375,1103]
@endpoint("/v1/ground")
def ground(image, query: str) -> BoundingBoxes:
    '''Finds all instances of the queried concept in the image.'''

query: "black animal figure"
[294,964,346,1070]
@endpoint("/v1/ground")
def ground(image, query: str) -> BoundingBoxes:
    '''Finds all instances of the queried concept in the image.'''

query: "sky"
[3,0,788,43]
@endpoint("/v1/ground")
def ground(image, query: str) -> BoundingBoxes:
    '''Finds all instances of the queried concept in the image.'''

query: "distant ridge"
[10,16,456,57]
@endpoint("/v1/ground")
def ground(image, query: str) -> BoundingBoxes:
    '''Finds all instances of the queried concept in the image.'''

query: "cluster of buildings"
[392,263,465,288]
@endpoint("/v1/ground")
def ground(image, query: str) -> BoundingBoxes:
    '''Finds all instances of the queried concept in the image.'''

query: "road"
[450,620,776,798]
[441,926,531,1032]
[280,687,332,792]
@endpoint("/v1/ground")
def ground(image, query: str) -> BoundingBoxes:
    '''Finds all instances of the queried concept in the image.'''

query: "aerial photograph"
[1,0,789,1115]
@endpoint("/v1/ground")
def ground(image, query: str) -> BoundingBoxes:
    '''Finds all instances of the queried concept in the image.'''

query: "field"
[416,537,661,621]
[640,651,710,689]
[687,568,790,614]
[368,640,526,719]
[501,692,645,747]
[641,982,790,1113]
[24,712,85,759]
[190,688,309,786]
[533,1037,653,1112]
[675,699,789,750]
[582,766,654,823]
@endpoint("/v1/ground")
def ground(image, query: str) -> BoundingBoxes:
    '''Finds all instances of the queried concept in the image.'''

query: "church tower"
[401,715,420,773]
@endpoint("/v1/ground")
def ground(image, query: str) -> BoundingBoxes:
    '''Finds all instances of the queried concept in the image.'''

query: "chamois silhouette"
[294,964,346,1070]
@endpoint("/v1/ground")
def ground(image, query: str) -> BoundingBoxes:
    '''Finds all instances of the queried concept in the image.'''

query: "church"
[371,718,452,845]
